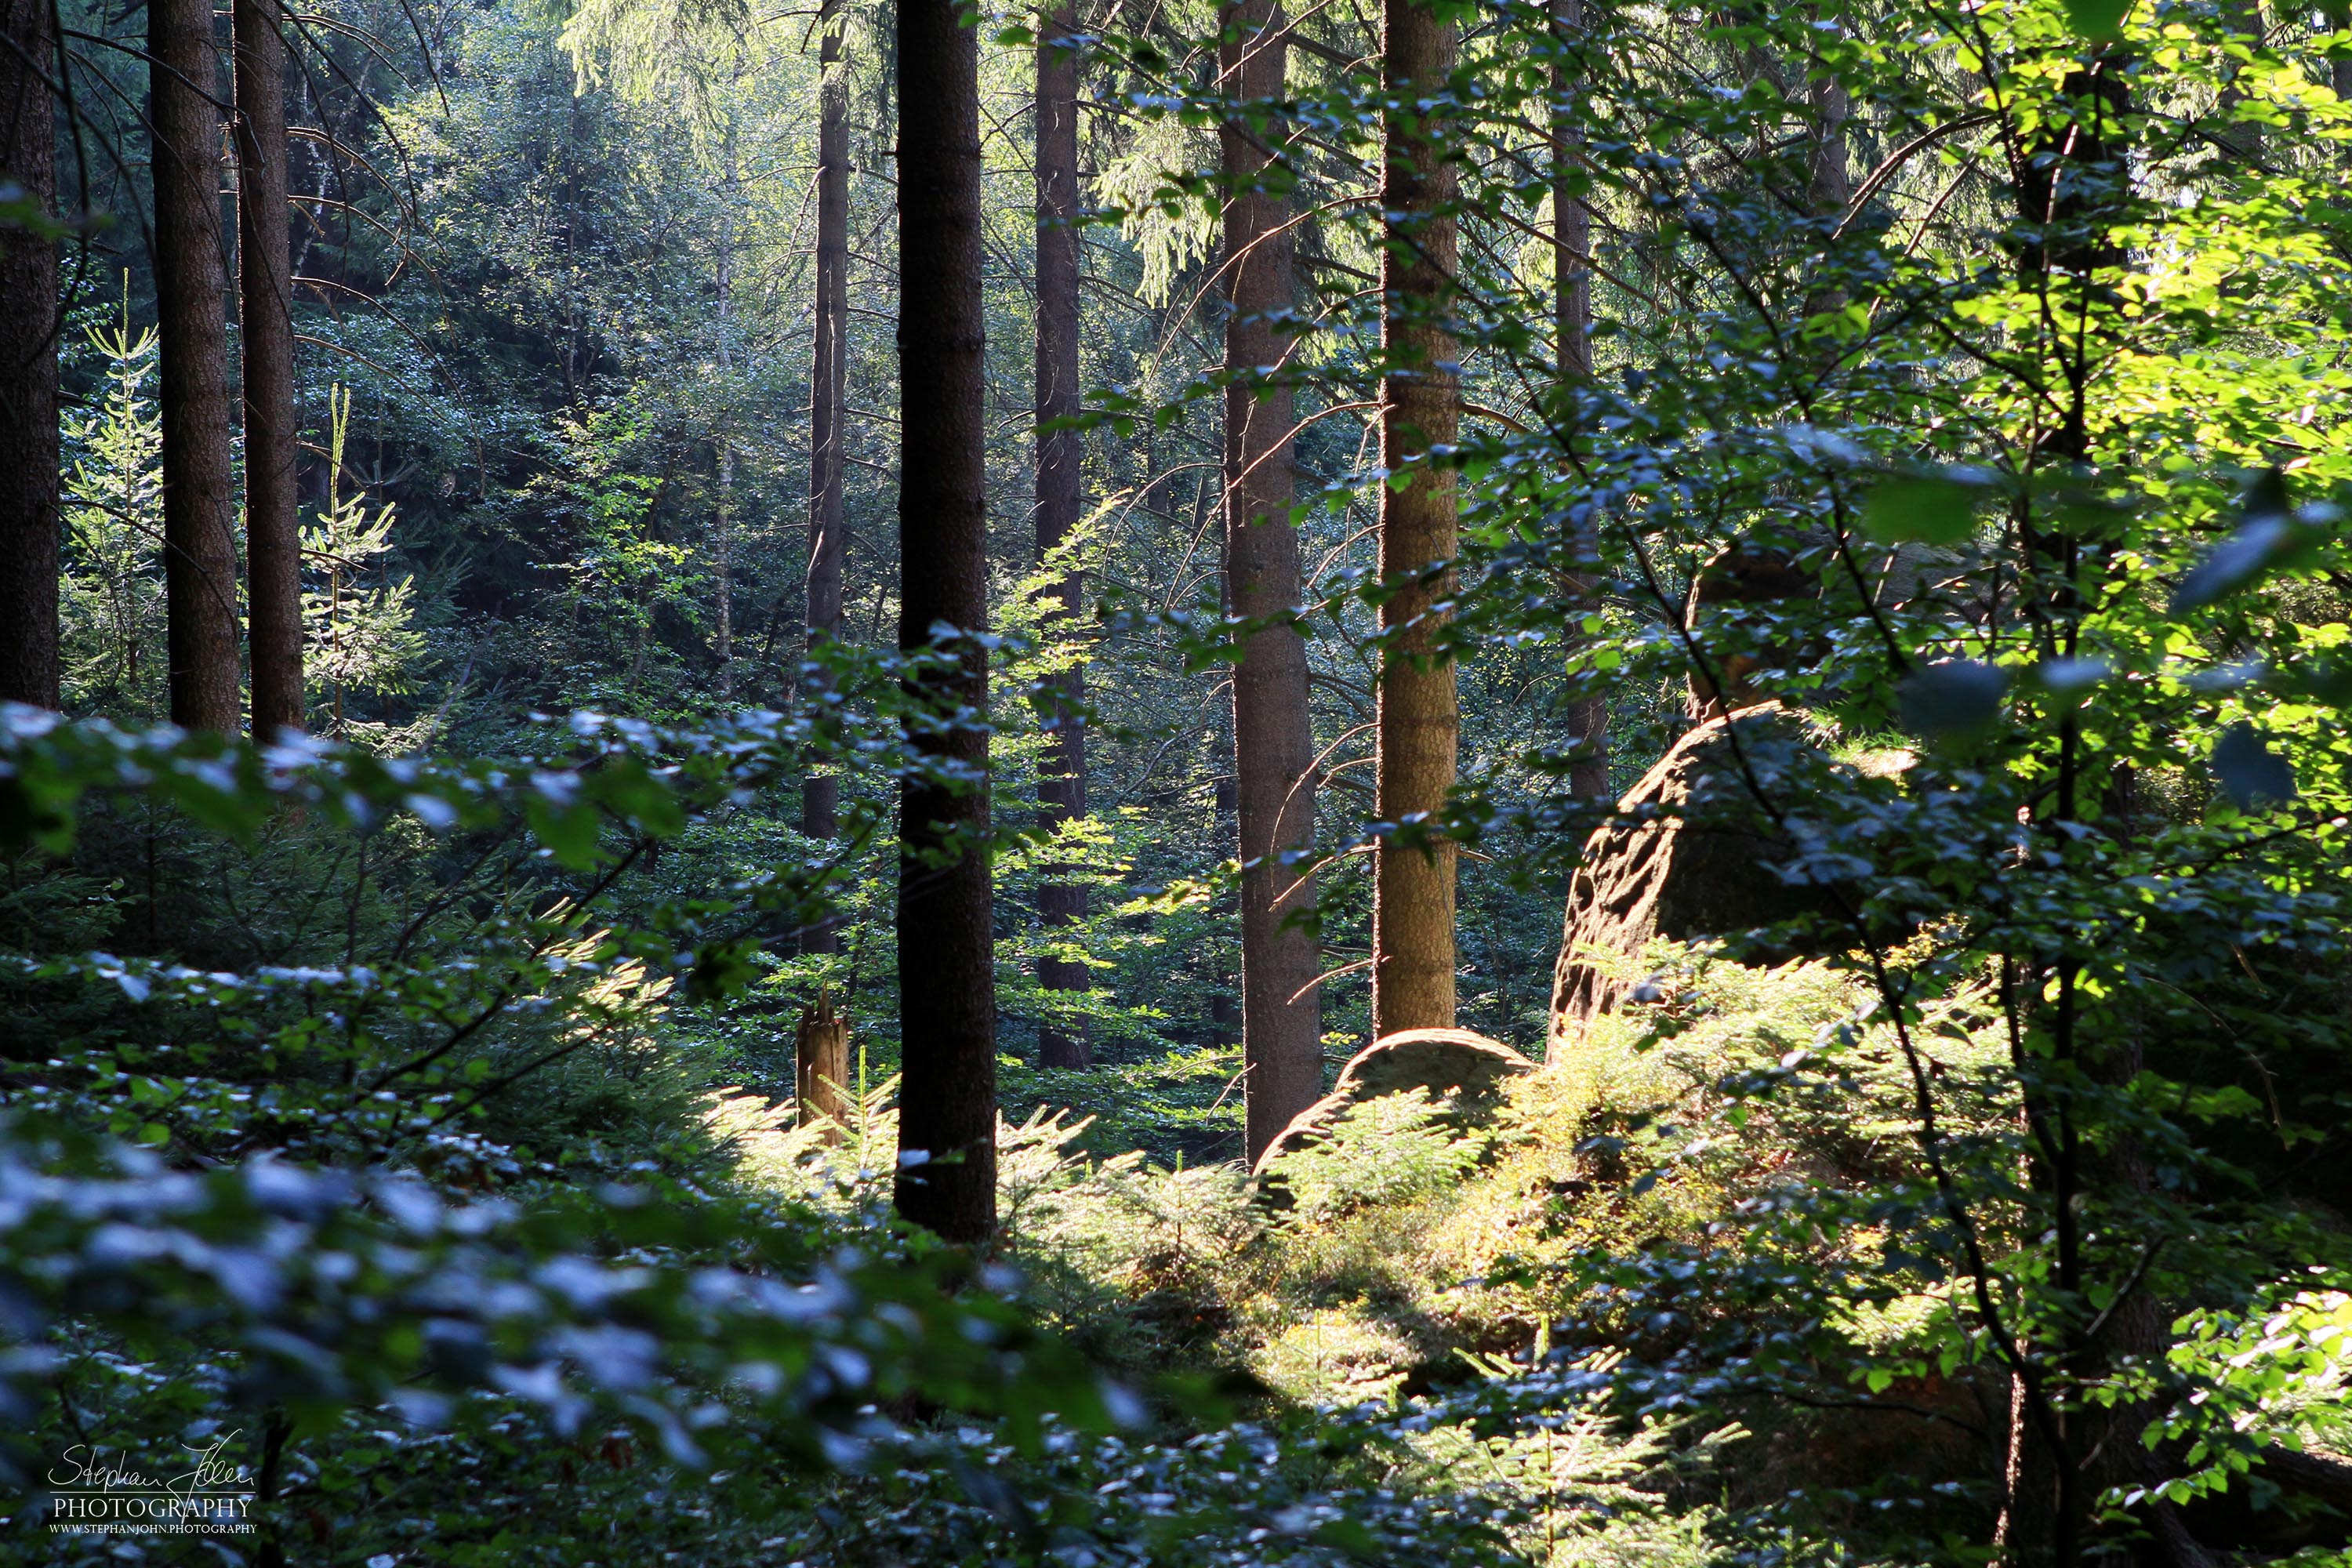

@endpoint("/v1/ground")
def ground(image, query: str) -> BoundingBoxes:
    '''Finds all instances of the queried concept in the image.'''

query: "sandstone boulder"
[1250,1027,1536,1180]
[1548,703,1846,1036]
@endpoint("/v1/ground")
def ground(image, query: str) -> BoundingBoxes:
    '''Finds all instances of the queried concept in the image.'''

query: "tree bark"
[1550,0,1606,803]
[796,990,852,1133]
[713,103,739,702]
[891,0,995,1244]
[1220,0,1323,1163]
[0,0,60,710]
[1371,0,1459,1038]
[1033,5,1090,1069]
[1550,0,1591,387]
[152,0,243,732]
[1801,16,1851,321]
[801,0,849,953]
[2336,10,2352,108]
[237,0,301,736]
[1808,73,1850,221]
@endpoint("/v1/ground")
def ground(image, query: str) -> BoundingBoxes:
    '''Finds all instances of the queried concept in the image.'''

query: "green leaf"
[2027,656,2111,702]
[0,775,74,855]
[1861,474,1982,547]
[1310,1517,1383,1557]
[0,181,71,241]
[2210,724,2296,811]
[589,757,685,839]
[2064,0,2129,39]
[525,796,604,869]
[1899,659,2009,740]
[2282,657,2352,707]
[684,939,760,1003]
[2172,470,2330,612]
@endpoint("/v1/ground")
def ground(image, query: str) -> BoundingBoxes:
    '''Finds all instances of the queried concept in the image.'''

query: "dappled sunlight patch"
[701,1072,902,1214]
[1262,1087,1490,1225]
[1254,1308,1421,1408]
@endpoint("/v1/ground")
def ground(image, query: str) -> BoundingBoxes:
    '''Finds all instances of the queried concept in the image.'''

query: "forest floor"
[702,947,2075,1562]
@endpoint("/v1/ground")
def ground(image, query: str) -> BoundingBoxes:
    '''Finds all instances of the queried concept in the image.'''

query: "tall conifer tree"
[892,0,996,1242]
[1551,0,1606,802]
[238,0,303,735]
[0,0,60,710]
[712,85,740,702]
[1370,0,1459,1037]
[1219,0,1323,1162]
[153,0,244,731]
[801,0,850,953]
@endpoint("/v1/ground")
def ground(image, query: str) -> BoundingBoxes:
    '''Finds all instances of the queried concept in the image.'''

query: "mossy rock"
[1249,1028,1537,1181]
[1548,703,1849,1035]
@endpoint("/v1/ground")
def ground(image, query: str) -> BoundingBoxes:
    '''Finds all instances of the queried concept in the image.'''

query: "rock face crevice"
[1548,703,1847,1040]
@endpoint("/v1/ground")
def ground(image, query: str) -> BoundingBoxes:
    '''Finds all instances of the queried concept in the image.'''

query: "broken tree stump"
[796,989,851,1134]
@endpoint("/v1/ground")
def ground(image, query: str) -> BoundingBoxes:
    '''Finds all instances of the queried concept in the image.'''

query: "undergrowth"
[673,944,2077,1564]
[684,938,2350,1564]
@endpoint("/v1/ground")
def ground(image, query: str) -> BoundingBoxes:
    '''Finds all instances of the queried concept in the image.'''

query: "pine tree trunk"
[716,437,734,693]
[714,108,739,702]
[891,0,996,1244]
[1802,20,1850,321]
[153,0,243,732]
[237,0,302,736]
[1550,0,1591,387]
[0,0,60,710]
[1371,0,1459,1038]
[1808,76,1850,220]
[801,0,850,953]
[1033,7,1091,1069]
[1220,0,1323,1163]
[1551,0,1606,803]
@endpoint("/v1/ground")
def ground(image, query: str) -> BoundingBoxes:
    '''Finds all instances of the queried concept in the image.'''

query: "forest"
[2,0,2351,1559]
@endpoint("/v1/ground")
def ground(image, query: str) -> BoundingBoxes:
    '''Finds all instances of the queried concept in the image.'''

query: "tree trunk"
[152,0,243,732]
[237,0,301,736]
[796,991,852,1133]
[1550,0,1591,387]
[1801,18,1851,321]
[1220,0,1323,1163]
[713,106,739,702]
[2336,9,2352,108]
[0,0,60,710]
[891,0,995,1245]
[1371,0,1459,1039]
[1808,74,1850,221]
[801,0,849,953]
[1998,1134,2207,1568]
[1033,6,1091,1069]
[1550,0,1606,803]
[715,443,734,691]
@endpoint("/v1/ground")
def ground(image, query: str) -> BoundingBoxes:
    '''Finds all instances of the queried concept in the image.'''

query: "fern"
[1265,1087,1488,1225]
